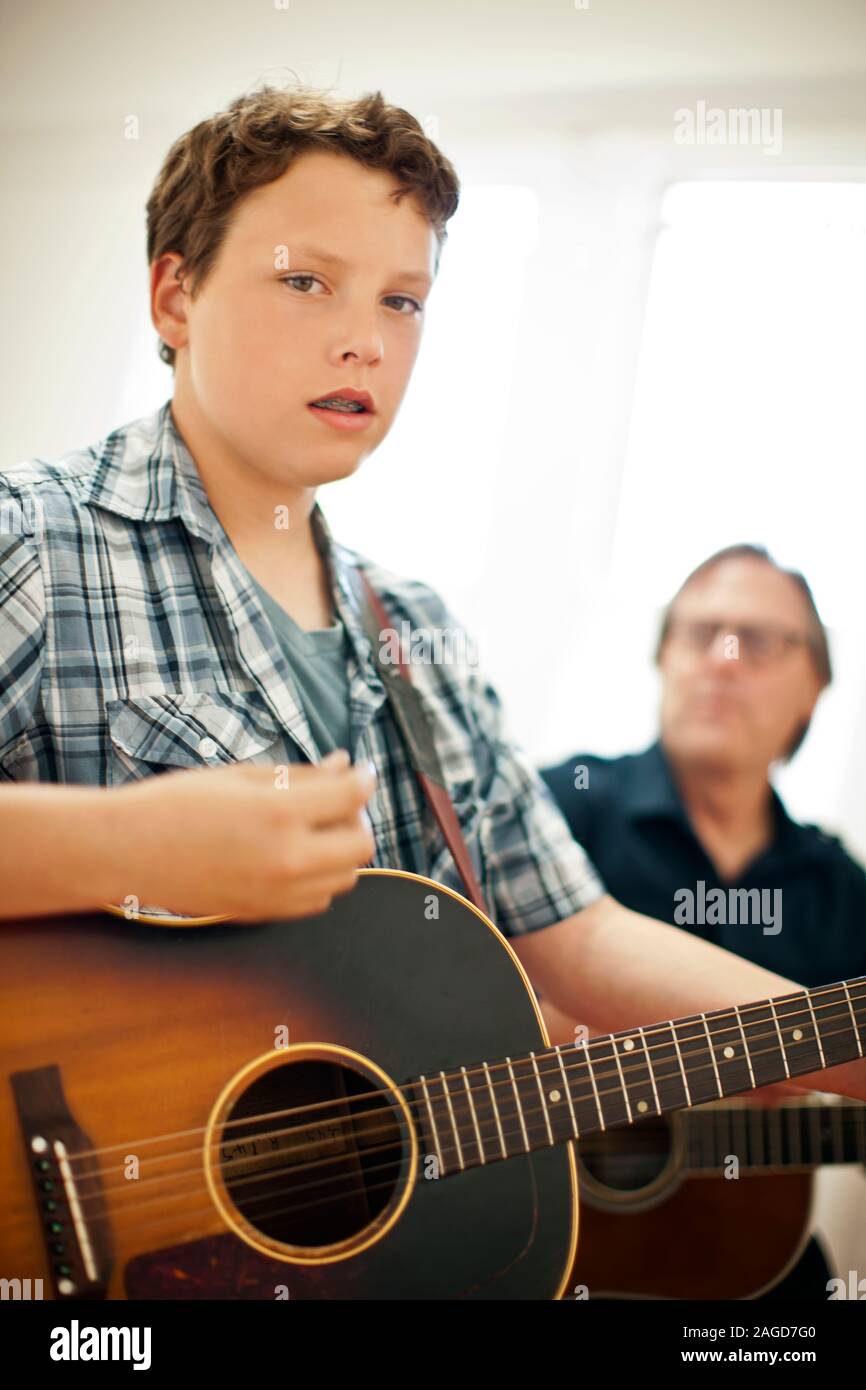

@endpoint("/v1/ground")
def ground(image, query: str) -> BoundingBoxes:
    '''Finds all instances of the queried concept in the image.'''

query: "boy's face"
[154,149,436,492]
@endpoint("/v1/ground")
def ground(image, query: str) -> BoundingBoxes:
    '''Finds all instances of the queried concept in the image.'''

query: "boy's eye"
[383,294,424,316]
[279,276,422,315]
[281,274,325,294]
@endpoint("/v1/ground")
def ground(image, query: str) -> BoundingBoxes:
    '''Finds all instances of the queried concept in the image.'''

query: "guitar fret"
[438,1071,464,1171]
[669,1020,692,1107]
[734,1105,749,1168]
[461,1065,485,1165]
[610,1040,633,1125]
[621,1031,657,1120]
[558,1040,608,1135]
[417,1074,446,1176]
[706,1008,752,1098]
[482,1061,507,1159]
[518,1054,555,1149]
[842,982,865,1058]
[693,1109,707,1168]
[704,1108,717,1168]
[769,990,823,1079]
[584,1044,606,1131]
[506,1057,530,1153]
[553,1045,580,1139]
[741,999,786,1087]
[729,1107,741,1167]
[811,983,864,1069]
[732,1004,757,1089]
[709,1106,723,1169]
[787,1103,801,1167]
[530,1052,555,1145]
[673,1016,720,1106]
[804,993,827,1069]
[768,1000,790,1079]
[831,1103,844,1164]
[769,1107,783,1167]
[750,1104,764,1166]
[842,1103,865,1163]
[638,1026,662,1115]
[407,977,866,1181]
[809,1104,821,1165]
[683,1110,699,1166]
[700,1014,724,1098]
[642,1022,689,1113]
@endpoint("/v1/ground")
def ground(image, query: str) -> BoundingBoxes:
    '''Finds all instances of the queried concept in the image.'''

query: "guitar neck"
[410,976,866,1177]
[682,1099,866,1172]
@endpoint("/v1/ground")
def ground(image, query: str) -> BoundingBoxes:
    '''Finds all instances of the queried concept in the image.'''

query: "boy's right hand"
[109,749,377,923]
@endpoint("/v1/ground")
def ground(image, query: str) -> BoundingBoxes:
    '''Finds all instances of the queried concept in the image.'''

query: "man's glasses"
[666,618,812,667]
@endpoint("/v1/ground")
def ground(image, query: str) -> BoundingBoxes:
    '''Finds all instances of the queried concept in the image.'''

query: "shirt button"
[197,736,219,759]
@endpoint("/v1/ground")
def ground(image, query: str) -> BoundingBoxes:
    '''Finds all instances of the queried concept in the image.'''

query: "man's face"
[658,558,825,771]
[158,149,436,491]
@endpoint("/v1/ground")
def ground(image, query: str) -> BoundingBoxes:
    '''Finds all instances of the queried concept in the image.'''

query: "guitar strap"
[344,563,491,920]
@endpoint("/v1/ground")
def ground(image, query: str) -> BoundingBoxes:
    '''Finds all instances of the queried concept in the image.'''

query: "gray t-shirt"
[245,569,352,757]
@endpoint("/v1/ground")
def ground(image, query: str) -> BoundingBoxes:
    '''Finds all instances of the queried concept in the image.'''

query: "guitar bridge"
[11,1065,113,1300]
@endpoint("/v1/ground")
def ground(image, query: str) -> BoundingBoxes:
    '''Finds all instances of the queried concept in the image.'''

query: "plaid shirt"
[0,399,604,933]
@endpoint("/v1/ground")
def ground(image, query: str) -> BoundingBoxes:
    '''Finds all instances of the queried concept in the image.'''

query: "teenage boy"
[1,85,865,1111]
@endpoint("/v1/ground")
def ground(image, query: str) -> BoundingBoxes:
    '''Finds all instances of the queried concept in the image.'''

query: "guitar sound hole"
[218,1059,405,1251]
[577,1116,673,1194]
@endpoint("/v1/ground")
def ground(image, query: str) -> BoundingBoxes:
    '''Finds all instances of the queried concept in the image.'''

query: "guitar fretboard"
[409,977,866,1177]
[684,1099,866,1170]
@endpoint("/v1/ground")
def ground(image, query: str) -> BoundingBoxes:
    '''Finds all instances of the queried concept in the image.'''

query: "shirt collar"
[628,740,825,862]
[78,399,218,544]
[78,397,383,688]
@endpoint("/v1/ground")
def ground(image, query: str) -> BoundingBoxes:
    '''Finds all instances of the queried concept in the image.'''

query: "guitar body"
[572,1165,813,1299]
[0,870,577,1300]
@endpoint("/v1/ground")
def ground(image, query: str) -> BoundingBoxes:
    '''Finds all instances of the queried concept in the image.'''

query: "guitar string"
[61,980,866,1168]
[9,1041,866,1247]
[10,1103,863,1245]
[57,994,866,1197]
[64,1100,866,1200]
[9,1111,865,1252]
[6,1019,865,1246]
[49,1010,866,1220]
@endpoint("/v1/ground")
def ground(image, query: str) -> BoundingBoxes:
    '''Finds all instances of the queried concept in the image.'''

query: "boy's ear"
[151,252,190,358]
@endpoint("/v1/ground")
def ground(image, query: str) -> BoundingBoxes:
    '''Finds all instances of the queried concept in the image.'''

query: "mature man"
[542,544,866,1296]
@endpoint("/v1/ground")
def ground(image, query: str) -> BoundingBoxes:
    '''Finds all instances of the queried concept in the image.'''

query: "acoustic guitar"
[2,868,864,1300]
[571,1096,866,1298]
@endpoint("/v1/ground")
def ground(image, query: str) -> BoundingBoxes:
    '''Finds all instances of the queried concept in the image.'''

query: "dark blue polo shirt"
[541,741,866,988]
[540,740,866,1301]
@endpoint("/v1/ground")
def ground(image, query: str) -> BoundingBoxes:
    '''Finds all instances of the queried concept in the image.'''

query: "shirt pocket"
[105,689,283,786]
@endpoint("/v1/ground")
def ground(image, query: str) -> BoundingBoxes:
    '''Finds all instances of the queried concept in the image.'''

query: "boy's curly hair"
[146,83,461,368]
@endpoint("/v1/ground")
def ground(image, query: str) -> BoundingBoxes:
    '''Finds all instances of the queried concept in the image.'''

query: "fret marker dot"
[792,1028,803,1041]
[622,1038,635,1051]
[637,1100,648,1113]
[549,1090,561,1103]
[723,1046,735,1059]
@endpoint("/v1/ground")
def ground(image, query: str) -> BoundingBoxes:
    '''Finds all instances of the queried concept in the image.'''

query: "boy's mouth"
[311,397,366,413]
[308,388,375,414]
[308,389,376,432]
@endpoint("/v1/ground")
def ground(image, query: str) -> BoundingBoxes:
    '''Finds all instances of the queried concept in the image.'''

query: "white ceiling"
[3,0,866,135]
